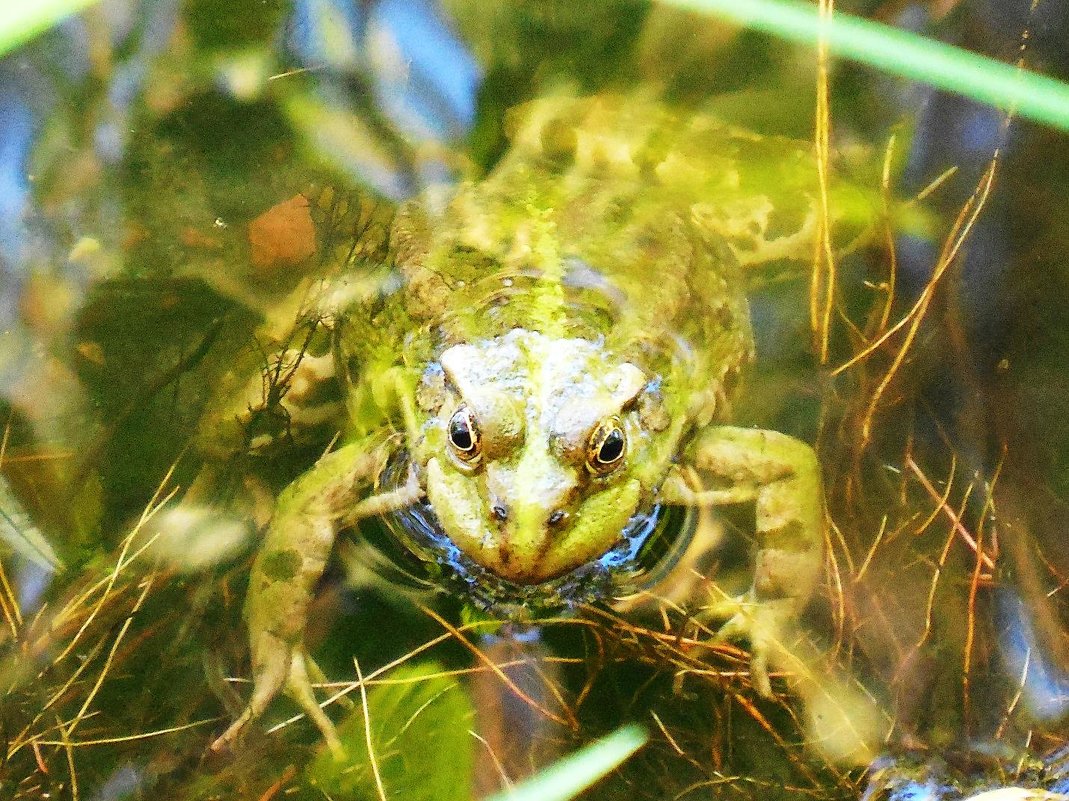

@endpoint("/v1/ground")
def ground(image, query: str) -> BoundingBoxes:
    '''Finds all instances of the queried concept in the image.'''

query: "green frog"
[209,95,825,756]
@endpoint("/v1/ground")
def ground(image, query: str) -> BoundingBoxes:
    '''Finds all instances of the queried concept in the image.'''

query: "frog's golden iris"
[446,405,480,463]
[587,415,626,473]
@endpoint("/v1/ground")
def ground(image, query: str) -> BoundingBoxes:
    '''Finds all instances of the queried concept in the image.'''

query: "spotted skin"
[210,95,826,754]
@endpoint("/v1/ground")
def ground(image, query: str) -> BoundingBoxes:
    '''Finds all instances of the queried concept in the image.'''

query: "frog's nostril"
[547,509,568,529]
[491,505,509,523]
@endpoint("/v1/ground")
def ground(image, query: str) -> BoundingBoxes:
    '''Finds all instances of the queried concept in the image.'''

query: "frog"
[208,94,826,757]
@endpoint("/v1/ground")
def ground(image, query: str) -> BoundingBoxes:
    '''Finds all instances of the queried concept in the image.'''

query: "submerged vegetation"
[1,1,1069,800]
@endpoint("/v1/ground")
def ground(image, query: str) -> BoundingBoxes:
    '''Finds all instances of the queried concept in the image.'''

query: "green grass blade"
[0,0,103,58]
[486,724,648,801]
[658,0,1069,133]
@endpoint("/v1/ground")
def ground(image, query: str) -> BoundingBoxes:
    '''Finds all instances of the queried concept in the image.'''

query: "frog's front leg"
[665,426,824,696]
[210,438,420,757]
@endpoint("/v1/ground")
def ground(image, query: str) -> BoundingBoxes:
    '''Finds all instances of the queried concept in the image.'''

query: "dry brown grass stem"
[837,156,999,447]
[47,463,177,670]
[418,604,576,730]
[354,654,389,801]
[908,457,996,571]
[876,135,899,334]
[467,728,514,793]
[810,0,836,364]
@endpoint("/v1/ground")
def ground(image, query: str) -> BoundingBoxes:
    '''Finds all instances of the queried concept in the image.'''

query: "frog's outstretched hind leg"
[213,439,419,756]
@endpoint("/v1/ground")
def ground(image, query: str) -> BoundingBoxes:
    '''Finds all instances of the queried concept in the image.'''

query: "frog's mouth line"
[363,453,696,618]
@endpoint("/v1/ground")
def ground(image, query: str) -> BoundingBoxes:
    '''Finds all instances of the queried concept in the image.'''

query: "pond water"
[1,1,1068,800]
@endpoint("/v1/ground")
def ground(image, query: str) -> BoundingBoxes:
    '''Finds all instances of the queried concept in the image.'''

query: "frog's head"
[416,330,675,585]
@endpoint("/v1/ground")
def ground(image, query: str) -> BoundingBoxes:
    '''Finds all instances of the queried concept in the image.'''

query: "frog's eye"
[587,416,626,474]
[447,406,482,463]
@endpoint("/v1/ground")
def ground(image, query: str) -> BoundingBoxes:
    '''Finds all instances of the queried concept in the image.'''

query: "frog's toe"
[703,593,791,697]
[711,609,774,697]
[211,708,254,754]
[288,650,345,759]
[305,653,354,711]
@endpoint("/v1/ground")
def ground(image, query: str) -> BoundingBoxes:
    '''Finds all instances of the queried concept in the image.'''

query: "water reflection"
[998,588,1069,722]
[0,78,34,326]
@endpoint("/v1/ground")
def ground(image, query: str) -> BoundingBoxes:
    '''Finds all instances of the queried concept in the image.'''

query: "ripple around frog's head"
[371,452,695,618]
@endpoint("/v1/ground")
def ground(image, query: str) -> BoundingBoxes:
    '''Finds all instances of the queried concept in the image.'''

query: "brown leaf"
[247,193,317,271]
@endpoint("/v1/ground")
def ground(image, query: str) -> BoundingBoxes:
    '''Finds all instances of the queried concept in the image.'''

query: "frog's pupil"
[450,416,474,451]
[598,428,625,463]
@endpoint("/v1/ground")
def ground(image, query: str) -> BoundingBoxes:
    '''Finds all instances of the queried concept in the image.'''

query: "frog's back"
[340,95,818,427]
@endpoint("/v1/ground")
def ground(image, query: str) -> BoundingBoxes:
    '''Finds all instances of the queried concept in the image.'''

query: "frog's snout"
[485,503,569,528]
[488,490,578,584]
[426,457,640,586]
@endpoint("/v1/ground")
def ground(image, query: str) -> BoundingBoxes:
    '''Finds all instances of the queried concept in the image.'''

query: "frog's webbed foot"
[210,631,345,758]
[699,591,797,697]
